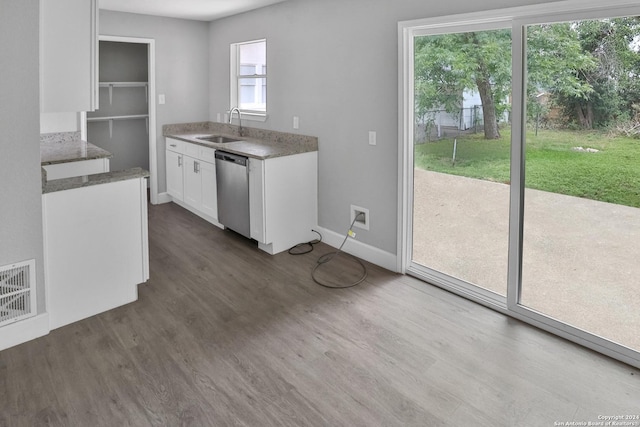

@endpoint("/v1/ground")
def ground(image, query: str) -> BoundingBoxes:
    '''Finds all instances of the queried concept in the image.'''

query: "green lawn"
[414,129,640,208]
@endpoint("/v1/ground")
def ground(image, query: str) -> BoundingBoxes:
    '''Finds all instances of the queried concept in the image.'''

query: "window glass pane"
[412,28,512,296]
[239,77,266,111]
[521,17,640,352]
[239,41,266,76]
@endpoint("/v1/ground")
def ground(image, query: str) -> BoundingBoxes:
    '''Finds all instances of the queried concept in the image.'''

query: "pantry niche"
[87,41,150,174]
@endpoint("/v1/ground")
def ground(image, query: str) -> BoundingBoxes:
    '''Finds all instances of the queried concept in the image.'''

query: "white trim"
[97,35,158,205]
[156,192,173,204]
[398,0,640,368]
[407,266,640,368]
[316,226,398,273]
[0,313,50,351]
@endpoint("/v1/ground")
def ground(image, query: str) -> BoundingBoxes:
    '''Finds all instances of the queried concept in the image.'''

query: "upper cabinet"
[40,0,98,113]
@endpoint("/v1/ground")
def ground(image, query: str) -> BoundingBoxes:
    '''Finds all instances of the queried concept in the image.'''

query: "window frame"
[230,38,267,122]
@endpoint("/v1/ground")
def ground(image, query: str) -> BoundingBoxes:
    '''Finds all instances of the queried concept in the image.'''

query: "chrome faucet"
[229,107,243,137]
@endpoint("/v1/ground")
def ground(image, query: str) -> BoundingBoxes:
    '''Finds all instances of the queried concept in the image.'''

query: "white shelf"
[87,115,149,138]
[99,81,147,87]
[99,82,148,105]
[87,114,148,122]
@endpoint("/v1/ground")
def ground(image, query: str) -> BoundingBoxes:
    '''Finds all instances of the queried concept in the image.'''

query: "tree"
[414,25,595,138]
[526,22,597,128]
[548,18,640,129]
[415,29,511,139]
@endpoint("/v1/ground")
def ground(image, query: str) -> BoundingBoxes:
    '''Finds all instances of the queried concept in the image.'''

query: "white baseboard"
[155,192,172,204]
[315,226,399,272]
[0,313,50,352]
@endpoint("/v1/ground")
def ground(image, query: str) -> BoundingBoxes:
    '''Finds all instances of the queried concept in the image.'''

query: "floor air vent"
[0,260,36,326]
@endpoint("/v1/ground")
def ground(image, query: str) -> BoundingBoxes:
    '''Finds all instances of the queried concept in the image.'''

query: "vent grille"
[0,260,36,326]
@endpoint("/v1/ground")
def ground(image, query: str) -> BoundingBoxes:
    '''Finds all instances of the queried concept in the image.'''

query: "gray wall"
[208,0,561,255]
[0,0,45,311]
[100,11,210,192]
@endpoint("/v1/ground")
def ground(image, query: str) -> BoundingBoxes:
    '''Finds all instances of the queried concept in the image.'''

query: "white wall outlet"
[158,94,166,105]
[350,205,370,231]
[368,130,376,146]
[216,112,221,122]
[293,116,299,129]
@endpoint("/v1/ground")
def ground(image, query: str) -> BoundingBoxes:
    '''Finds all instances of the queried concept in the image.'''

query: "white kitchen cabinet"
[40,0,98,112]
[43,176,149,330]
[183,156,203,208]
[166,138,219,224]
[249,152,318,255]
[200,161,218,219]
[166,149,184,201]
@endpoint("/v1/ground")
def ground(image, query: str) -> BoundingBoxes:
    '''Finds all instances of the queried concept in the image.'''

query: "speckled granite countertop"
[163,122,318,159]
[43,167,150,194]
[41,139,113,165]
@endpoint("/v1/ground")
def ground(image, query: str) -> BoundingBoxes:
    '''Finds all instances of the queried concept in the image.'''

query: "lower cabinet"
[43,176,149,329]
[166,137,318,255]
[249,151,318,255]
[166,138,218,224]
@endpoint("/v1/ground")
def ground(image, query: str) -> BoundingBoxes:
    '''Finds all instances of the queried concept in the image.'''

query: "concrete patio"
[412,169,640,351]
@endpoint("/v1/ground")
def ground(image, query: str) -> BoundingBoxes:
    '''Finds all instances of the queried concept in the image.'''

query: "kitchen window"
[230,39,266,120]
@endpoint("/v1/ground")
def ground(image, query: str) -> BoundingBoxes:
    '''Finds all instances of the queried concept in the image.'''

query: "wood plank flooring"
[1,202,639,426]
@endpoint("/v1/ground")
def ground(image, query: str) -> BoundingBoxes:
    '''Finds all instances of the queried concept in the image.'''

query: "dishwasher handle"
[215,151,248,166]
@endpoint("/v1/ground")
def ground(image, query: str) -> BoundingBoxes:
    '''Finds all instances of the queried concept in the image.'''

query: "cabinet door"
[41,0,98,112]
[184,156,202,209]
[166,151,184,201]
[200,160,217,220]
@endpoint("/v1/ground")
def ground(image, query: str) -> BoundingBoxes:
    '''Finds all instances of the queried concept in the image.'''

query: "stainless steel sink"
[196,135,240,144]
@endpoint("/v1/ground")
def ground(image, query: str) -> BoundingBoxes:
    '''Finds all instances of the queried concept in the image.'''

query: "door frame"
[82,35,158,204]
[397,0,640,369]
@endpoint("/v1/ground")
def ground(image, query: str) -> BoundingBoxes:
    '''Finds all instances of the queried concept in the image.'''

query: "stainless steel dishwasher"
[215,151,250,239]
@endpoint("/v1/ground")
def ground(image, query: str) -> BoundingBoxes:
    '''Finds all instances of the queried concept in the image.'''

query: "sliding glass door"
[401,3,640,367]
[411,27,512,299]
[520,18,640,353]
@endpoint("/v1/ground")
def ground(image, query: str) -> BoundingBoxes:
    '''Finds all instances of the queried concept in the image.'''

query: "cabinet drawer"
[184,142,200,157]
[166,138,185,154]
[200,146,216,163]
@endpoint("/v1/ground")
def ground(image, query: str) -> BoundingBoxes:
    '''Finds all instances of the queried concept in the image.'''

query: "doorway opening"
[84,35,158,204]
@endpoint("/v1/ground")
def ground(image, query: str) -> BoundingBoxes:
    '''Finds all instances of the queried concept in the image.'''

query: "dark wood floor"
[1,202,639,426]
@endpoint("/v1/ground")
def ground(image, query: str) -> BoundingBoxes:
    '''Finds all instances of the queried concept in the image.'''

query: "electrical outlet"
[350,205,370,231]
[369,131,376,146]
[293,116,299,129]
[158,94,166,105]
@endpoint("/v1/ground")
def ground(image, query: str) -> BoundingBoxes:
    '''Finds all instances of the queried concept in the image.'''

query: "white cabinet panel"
[41,0,98,112]
[43,178,148,329]
[183,156,202,209]
[200,160,218,219]
[249,158,266,243]
[166,138,218,223]
[166,150,184,201]
[250,152,318,255]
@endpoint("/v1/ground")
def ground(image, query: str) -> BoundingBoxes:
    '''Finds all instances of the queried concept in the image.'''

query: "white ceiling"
[99,0,289,22]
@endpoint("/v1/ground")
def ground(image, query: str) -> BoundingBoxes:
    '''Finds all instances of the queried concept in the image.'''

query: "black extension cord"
[288,214,368,289]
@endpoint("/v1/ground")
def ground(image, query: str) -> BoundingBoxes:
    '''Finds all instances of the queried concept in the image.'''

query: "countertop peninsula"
[40,139,112,165]
[42,167,150,194]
